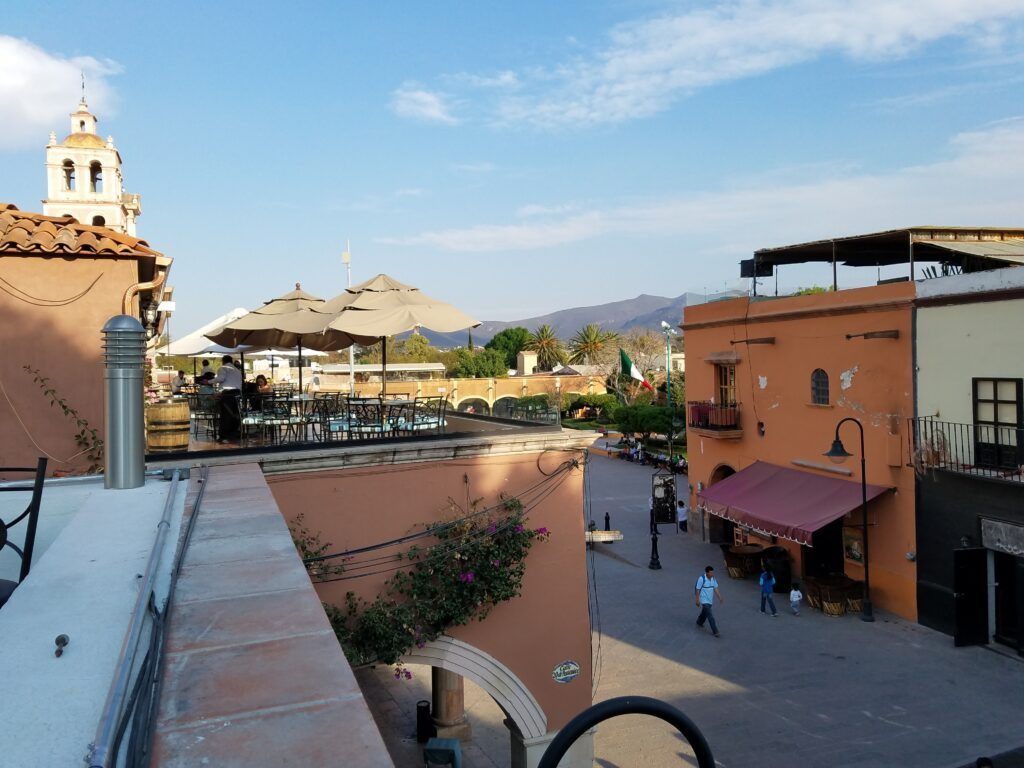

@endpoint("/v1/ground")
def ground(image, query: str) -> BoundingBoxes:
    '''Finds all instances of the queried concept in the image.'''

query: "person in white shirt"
[214,355,243,441]
[790,583,803,616]
[677,500,689,532]
[170,370,187,395]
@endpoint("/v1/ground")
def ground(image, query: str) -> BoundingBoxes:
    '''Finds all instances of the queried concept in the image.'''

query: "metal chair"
[0,457,48,609]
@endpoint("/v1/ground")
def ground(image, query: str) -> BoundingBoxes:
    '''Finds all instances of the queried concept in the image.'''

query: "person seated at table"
[254,374,272,394]
[170,370,187,395]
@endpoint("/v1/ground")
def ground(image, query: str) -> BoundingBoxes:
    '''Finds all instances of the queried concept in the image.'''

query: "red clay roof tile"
[0,203,162,260]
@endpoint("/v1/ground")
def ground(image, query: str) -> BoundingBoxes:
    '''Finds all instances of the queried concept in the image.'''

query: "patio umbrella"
[320,274,479,397]
[205,284,376,392]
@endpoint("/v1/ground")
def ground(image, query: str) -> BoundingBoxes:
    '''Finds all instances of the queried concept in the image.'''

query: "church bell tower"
[41,98,142,235]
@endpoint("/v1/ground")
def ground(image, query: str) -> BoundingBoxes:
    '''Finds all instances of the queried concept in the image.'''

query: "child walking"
[790,582,803,616]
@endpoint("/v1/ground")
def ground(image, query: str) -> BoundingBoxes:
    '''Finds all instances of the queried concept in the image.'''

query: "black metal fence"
[909,416,1023,481]
[686,400,741,431]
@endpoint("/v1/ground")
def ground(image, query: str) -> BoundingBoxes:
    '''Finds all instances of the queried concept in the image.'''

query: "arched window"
[89,162,103,193]
[811,369,829,405]
[79,119,86,131]
[63,160,76,191]
[92,215,106,227]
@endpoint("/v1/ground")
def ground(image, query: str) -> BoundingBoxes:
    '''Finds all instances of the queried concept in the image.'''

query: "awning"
[697,461,892,545]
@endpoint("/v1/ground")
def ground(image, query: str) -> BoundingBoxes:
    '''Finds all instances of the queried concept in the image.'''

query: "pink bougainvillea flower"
[535,527,549,535]
[459,571,475,583]
[491,559,501,567]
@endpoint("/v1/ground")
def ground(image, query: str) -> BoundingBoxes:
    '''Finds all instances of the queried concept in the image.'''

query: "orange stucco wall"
[0,254,142,472]
[683,282,919,620]
[266,450,593,731]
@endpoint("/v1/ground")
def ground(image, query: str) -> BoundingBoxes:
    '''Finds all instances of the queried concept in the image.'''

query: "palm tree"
[526,324,567,371]
[569,324,619,365]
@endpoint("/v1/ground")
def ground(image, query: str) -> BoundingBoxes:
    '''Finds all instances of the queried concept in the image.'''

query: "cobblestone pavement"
[356,449,1024,767]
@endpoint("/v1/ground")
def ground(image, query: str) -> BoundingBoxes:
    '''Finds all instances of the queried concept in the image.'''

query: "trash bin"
[416,700,434,743]
[762,546,792,593]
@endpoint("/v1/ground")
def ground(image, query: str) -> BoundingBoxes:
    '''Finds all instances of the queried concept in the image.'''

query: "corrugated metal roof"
[918,239,1024,264]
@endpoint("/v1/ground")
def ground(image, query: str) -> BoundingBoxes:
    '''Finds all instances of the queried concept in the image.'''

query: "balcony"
[687,400,742,439]
[909,416,1023,483]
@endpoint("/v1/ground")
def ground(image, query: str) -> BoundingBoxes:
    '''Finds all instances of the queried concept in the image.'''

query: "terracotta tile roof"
[0,203,161,259]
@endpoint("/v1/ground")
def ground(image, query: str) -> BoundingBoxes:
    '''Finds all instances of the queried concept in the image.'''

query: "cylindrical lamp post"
[824,416,874,622]
[102,315,146,489]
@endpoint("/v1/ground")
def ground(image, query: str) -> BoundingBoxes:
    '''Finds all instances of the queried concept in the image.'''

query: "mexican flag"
[620,349,653,391]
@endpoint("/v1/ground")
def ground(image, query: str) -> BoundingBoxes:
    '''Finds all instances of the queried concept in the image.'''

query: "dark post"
[604,512,610,531]
[825,417,873,622]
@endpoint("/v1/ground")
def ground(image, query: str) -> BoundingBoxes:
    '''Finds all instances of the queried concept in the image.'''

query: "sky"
[2,0,1024,335]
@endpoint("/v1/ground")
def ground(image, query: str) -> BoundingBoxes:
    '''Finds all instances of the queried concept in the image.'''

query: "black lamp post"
[824,416,874,622]
[648,501,662,570]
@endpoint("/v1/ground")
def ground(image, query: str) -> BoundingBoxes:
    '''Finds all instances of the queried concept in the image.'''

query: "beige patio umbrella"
[320,274,480,396]
[205,283,376,391]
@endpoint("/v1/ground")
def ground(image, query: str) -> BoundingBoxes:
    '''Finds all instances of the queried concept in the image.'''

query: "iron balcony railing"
[686,400,741,431]
[909,416,1023,482]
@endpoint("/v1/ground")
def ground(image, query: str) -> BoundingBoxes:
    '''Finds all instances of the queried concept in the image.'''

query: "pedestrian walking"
[677,499,688,532]
[694,565,724,637]
[759,564,778,616]
[790,582,803,616]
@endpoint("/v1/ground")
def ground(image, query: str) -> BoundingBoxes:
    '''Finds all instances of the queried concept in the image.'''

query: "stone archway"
[456,397,491,415]
[402,635,547,740]
[492,396,518,418]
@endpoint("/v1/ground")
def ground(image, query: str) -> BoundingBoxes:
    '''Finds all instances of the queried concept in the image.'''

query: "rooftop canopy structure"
[741,226,1024,294]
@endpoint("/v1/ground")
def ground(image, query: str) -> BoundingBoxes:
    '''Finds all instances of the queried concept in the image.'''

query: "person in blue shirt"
[759,565,778,616]
[694,565,724,637]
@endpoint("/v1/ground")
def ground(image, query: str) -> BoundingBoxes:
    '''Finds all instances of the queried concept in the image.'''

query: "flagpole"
[342,242,355,395]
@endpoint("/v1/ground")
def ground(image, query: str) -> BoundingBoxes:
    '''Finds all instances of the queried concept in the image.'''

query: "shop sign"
[552,660,580,684]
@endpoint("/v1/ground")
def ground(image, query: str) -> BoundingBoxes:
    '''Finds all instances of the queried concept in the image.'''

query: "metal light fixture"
[825,438,853,463]
[823,417,874,622]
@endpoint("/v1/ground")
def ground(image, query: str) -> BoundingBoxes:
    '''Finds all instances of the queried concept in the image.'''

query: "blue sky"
[3,1,1024,334]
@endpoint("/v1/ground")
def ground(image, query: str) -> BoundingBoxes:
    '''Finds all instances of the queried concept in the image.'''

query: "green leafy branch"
[23,365,104,473]
[323,496,550,678]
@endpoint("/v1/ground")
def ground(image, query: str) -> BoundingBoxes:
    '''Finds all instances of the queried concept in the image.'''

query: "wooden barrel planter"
[146,400,190,453]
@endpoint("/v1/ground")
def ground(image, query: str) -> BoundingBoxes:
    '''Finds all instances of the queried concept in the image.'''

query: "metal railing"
[909,416,1023,481]
[686,400,741,431]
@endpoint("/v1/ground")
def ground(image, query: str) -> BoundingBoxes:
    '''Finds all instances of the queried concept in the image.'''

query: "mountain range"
[420,290,745,347]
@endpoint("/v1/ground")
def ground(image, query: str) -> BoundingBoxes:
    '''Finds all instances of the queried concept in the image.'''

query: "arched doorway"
[457,398,490,415]
[706,464,735,544]
[402,636,547,761]
[492,396,517,418]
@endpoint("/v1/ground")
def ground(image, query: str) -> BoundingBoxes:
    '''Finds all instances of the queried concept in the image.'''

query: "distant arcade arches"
[492,396,517,417]
[456,397,490,415]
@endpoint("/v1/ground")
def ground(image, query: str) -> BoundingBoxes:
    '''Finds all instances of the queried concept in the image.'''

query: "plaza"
[361,449,1024,767]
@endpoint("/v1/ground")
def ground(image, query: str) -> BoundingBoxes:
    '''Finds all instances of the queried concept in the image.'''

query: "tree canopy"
[525,324,567,371]
[485,327,531,370]
[568,324,618,365]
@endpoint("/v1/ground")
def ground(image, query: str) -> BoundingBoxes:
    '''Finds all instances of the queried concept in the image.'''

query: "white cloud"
[483,0,1024,127]
[516,202,582,218]
[390,82,458,125]
[376,117,1024,252]
[0,36,121,150]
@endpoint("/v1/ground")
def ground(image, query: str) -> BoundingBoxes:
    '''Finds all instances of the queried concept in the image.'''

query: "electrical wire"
[312,466,578,584]
[0,375,91,465]
[304,452,583,565]
[0,272,103,306]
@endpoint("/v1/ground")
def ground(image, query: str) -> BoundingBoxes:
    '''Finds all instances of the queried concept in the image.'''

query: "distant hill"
[420,289,745,347]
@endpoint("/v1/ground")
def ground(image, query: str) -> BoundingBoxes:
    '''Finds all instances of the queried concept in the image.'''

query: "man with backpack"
[695,565,724,637]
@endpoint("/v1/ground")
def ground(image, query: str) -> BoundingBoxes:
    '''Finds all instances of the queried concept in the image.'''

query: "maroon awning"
[697,461,891,545]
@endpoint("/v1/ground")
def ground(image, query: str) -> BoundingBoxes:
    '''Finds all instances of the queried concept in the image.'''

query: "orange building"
[683,281,919,620]
[0,204,171,471]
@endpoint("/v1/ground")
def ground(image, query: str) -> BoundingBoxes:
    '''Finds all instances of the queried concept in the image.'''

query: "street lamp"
[824,417,874,622]
[660,321,678,408]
